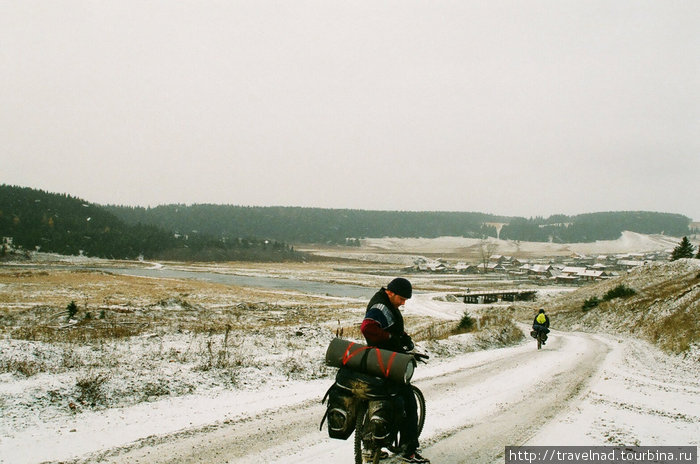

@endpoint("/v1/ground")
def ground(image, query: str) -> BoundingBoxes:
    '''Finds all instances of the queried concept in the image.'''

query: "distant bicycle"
[531,309,550,350]
[531,328,548,350]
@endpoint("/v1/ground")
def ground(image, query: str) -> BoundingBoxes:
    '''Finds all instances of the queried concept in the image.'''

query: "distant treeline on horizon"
[0,184,694,261]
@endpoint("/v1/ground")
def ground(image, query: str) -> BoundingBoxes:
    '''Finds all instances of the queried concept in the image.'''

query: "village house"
[477,262,506,273]
[520,264,554,279]
[561,266,588,276]
[555,273,580,284]
[454,262,479,274]
[412,258,448,273]
[578,269,610,281]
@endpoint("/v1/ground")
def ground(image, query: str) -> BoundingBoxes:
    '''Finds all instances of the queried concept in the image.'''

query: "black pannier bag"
[367,399,396,443]
[320,382,358,440]
[320,367,396,440]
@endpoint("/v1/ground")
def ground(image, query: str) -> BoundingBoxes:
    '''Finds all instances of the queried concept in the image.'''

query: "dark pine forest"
[0,185,692,261]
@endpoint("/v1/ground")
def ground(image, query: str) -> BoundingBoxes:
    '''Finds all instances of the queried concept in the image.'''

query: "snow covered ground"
[1,293,697,464]
[528,335,700,448]
[1,236,698,463]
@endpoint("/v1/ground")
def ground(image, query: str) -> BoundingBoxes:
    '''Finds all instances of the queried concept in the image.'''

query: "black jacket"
[362,287,407,352]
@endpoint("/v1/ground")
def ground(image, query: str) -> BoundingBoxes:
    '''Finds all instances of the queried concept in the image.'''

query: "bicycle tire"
[354,402,367,464]
[412,385,426,438]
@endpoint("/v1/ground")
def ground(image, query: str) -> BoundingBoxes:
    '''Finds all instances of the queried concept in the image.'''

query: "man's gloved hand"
[400,333,414,351]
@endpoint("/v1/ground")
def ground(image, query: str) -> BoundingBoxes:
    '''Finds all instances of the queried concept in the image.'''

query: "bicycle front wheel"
[412,385,426,438]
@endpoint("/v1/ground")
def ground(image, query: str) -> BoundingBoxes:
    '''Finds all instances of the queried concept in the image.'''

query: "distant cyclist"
[531,308,550,345]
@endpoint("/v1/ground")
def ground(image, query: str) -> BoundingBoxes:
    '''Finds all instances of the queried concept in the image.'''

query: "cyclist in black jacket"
[532,308,551,344]
[361,278,429,464]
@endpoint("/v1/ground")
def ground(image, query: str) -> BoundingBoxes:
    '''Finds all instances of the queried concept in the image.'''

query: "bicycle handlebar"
[412,352,430,363]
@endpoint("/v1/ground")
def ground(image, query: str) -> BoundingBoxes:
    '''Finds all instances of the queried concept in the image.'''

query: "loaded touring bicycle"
[320,338,427,464]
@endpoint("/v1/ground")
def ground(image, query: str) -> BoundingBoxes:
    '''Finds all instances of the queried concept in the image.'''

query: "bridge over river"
[454,289,537,304]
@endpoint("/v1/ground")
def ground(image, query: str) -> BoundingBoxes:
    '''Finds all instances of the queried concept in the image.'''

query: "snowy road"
[4,328,698,464]
[420,331,607,463]
[67,329,682,464]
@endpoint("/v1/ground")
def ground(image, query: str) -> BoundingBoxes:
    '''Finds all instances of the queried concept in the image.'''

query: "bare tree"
[478,238,498,273]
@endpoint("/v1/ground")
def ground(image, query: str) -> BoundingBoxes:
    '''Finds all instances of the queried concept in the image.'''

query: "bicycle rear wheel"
[354,402,368,464]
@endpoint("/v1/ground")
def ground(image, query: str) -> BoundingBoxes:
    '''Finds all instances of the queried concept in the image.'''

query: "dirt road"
[76,329,609,464]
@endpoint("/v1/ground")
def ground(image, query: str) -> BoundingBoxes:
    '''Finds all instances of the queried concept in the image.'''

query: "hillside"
[0,185,173,259]
[0,185,302,261]
[520,259,700,356]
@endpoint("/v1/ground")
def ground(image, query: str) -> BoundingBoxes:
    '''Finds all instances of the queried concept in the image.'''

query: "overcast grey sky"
[2,1,699,220]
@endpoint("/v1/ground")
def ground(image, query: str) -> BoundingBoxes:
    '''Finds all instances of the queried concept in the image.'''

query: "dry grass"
[473,311,525,347]
[0,267,356,342]
[0,268,348,311]
[0,265,361,396]
[75,372,110,406]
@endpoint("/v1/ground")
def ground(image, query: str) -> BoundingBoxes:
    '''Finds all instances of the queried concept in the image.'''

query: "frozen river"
[105,266,372,299]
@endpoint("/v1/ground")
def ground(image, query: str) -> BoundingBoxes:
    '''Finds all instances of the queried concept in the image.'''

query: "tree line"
[499,211,690,243]
[0,185,303,261]
[104,204,504,245]
[105,204,691,245]
[1,185,693,260]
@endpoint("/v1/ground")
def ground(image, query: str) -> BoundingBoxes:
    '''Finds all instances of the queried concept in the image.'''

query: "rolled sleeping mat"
[325,338,415,384]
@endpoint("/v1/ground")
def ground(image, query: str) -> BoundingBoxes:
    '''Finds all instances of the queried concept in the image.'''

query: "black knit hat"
[387,277,412,299]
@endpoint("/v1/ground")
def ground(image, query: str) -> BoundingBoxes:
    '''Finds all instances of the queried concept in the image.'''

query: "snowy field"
[1,293,698,463]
